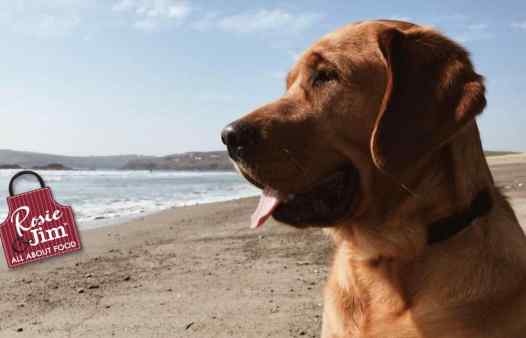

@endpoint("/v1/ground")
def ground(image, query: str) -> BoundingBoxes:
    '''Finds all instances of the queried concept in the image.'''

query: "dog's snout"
[221,122,260,160]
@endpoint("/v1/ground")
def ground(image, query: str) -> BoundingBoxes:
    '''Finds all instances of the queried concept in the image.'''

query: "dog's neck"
[426,188,493,244]
[415,124,496,245]
[326,124,510,330]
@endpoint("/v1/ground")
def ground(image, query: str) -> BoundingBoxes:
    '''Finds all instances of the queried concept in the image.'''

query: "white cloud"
[112,0,191,31]
[511,21,526,30]
[216,9,322,34]
[0,3,321,37]
[423,14,495,44]
[190,9,322,35]
[455,22,494,42]
[112,0,191,18]
[0,1,87,38]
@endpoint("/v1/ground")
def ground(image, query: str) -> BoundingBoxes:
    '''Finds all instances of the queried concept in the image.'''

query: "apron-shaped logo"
[0,171,82,268]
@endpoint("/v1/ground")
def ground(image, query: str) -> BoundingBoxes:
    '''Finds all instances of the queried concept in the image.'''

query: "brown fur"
[231,20,526,337]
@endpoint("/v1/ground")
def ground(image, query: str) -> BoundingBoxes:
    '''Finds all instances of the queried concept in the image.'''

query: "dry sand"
[0,159,524,338]
[0,199,330,338]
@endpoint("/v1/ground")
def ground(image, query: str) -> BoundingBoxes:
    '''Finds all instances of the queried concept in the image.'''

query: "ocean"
[0,170,258,230]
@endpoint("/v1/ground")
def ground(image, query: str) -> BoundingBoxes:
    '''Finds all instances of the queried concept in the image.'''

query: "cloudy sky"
[1,0,525,156]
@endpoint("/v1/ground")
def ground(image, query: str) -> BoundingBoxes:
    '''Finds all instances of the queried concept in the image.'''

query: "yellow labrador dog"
[222,20,526,338]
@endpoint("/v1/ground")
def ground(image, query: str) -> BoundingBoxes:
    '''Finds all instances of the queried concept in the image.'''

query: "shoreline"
[0,169,258,231]
[1,195,261,271]
[77,192,259,231]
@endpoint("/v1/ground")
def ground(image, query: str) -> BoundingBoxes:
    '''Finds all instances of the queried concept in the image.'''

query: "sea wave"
[0,170,258,230]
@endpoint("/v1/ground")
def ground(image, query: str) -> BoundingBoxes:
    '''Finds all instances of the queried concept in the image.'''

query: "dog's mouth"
[244,165,359,229]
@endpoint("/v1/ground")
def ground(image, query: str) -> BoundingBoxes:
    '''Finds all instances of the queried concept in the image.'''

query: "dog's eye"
[311,69,338,87]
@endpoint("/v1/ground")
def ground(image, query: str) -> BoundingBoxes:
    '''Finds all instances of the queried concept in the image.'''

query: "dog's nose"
[221,122,260,160]
[221,124,236,147]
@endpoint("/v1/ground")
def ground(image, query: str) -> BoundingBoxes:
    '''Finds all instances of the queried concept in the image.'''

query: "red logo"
[0,171,82,268]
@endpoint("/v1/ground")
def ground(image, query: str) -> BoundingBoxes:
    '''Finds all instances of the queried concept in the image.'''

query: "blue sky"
[0,0,525,156]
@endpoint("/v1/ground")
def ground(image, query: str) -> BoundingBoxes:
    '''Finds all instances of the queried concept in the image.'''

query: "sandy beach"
[0,159,525,338]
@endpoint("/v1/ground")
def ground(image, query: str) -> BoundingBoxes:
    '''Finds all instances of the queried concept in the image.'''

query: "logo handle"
[9,170,46,197]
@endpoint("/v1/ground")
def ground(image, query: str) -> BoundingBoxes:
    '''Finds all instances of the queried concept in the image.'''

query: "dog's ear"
[370,26,486,180]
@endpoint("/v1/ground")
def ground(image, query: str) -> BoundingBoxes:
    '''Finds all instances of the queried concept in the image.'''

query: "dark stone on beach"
[185,322,194,330]
[88,284,100,290]
[123,275,131,281]
[77,288,85,294]
[95,216,106,220]
[16,327,23,332]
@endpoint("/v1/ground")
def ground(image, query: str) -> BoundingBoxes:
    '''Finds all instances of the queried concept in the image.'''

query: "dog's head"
[222,20,486,232]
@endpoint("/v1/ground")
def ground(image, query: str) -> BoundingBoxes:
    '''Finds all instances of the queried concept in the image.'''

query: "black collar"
[427,189,493,245]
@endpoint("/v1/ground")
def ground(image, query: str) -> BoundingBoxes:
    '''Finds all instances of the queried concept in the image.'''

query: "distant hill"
[121,151,233,171]
[0,149,156,170]
[484,151,521,157]
[2,148,517,172]
[0,149,233,171]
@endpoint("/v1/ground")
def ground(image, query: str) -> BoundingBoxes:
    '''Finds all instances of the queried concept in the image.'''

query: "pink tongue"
[251,187,283,229]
